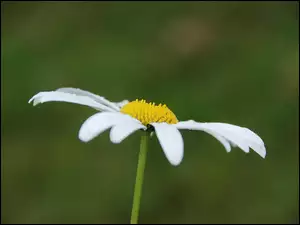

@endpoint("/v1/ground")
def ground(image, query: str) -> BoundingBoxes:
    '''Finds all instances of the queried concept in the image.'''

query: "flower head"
[120,99,178,125]
[29,87,266,166]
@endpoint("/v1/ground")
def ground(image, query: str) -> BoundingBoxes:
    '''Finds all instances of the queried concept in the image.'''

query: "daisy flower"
[29,87,266,223]
[29,87,266,165]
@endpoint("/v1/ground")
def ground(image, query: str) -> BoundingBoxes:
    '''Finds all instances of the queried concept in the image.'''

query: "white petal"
[175,120,250,153]
[56,87,120,111]
[113,99,130,108]
[110,120,146,144]
[79,112,130,142]
[152,123,184,166]
[175,120,266,158]
[205,130,231,152]
[206,123,266,157]
[29,91,115,112]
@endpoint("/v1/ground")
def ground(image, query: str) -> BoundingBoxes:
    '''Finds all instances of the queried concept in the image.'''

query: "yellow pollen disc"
[120,99,178,126]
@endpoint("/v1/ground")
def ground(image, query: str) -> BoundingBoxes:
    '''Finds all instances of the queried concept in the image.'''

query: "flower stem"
[130,132,149,224]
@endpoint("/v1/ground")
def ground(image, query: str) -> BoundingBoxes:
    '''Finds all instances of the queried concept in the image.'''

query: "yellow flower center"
[120,99,178,126]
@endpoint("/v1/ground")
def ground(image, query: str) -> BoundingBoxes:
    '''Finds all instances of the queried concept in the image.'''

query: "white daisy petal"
[29,91,115,112]
[175,120,249,153]
[206,125,250,153]
[205,130,231,152]
[175,120,266,158]
[56,87,120,111]
[205,123,266,157]
[152,123,184,166]
[79,112,130,142]
[110,120,146,144]
[113,99,130,108]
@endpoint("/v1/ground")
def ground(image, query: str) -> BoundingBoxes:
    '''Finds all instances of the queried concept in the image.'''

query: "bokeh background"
[1,1,299,224]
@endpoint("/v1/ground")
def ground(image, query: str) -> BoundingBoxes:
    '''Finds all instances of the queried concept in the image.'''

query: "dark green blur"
[1,2,299,224]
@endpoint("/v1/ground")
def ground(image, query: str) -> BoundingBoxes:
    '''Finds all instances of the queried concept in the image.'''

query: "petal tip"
[109,133,122,144]
[259,148,267,159]
[170,160,182,166]
[28,95,38,104]
[252,144,266,159]
[78,129,92,143]
[33,99,40,106]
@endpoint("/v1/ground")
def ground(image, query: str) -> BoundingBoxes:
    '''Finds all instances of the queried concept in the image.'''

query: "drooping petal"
[56,87,121,111]
[79,112,132,142]
[206,123,266,157]
[175,120,250,153]
[175,120,266,158]
[151,123,184,166]
[110,120,146,144]
[205,130,231,152]
[29,91,115,112]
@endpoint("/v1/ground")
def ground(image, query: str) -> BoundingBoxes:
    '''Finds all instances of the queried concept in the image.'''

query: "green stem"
[130,132,149,224]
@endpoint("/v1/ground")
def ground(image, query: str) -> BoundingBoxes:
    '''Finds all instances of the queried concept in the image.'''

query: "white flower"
[29,87,266,166]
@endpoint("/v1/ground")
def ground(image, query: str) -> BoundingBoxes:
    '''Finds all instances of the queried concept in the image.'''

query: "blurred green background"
[1,1,299,224]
